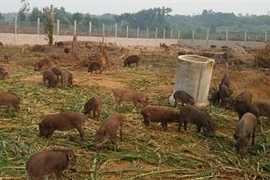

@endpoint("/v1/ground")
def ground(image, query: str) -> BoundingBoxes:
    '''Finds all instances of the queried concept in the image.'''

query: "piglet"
[234,112,257,158]
[0,91,20,114]
[94,112,124,150]
[26,149,76,180]
[141,105,179,130]
[83,97,102,119]
[39,112,84,140]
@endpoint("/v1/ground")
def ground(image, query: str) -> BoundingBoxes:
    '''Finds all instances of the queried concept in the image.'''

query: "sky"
[0,0,269,16]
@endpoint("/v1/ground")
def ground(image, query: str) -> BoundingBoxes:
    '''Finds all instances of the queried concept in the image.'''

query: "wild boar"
[113,88,148,109]
[94,112,123,150]
[123,55,140,67]
[219,73,230,88]
[64,47,70,54]
[234,91,253,103]
[208,89,220,105]
[0,91,20,114]
[233,112,257,158]
[34,58,50,71]
[0,67,8,80]
[0,42,3,47]
[26,149,76,180]
[60,70,73,88]
[253,101,270,119]
[141,105,180,130]
[173,90,195,107]
[55,41,64,47]
[179,105,215,135]
[83,97,102,119]
[43,70,58,88]
[39,112,84,140]
[219,84,233,106]
[88,61,102,74]
[51,67,62,79]
[233,100,260,120]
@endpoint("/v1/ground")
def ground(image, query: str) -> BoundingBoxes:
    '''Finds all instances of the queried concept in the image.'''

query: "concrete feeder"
[169,55,215,107]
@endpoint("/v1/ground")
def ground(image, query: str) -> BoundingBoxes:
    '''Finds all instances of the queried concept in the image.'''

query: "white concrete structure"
[169,55,215,107]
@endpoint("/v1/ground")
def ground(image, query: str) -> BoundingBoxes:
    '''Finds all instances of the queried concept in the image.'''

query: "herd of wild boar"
[1,41,270,179]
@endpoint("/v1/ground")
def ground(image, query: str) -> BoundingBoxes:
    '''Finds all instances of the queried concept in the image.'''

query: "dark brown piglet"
[234,91,253,103]
[88,61,102,74]
[34,58,50,71]
[26,149,76,180]
[179,105,215,135]
[83,97,102,119]
[123,55,140,67]
[219,84,233,106]
[64,47,70,54]
[0,67,8,80]
[43,70,58,88]
[94,112,124,150]
[233,100,260,120]
[219,73,230,88]
[39,112,84,140]
[173,90,195,107]
[253,101,270,119]
[233,112,257,158]
[0,91,20,114]
[51,67,62,79]
[113,88,148,109]
[60,70,73,88]
[141,105,179,130]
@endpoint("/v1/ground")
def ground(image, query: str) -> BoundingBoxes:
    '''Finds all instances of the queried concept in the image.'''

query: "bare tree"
[20,0,30,13]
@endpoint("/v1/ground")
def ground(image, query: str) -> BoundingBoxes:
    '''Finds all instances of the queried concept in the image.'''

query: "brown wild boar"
[141,105,180,130]
[0,42,3,47]
[233,100,260,120]
[234,91,253,103]
[253,101,270,119]
[88,61,102,74]
[60,70,73,88]
[34,58,50,71]
[173,90,195,107]
[43,70,58,88]
[219,84,233,106]
[39,112,84,140]
[0,67,8,80]
[83,97,102,119]
[55,41,64,47]
[94,112,124,150]
[208,89,220,105]
[219,73,230,88]
[113,88,148,109]
[0,91,20,114]
[64,47,70,54]
[123,55,140,67]
[26,149,76,180]
[51,67,62,79]
[179,105,215,135]
[233,112,257,158]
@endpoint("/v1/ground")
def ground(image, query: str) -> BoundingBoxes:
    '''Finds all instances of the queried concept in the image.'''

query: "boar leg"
[196,124,202,133]
[143,116,150,127]
[114,98,122,109]
[55,171,63,180]
[93,110,96,119]
[251,132,255,145]
[119,128,123,141]
[183,120,188,131]
[76,127,84,140]
[161,121,168,131]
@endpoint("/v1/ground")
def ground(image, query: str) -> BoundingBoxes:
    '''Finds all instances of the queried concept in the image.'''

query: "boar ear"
[67,151,74,160]
[233,133,238,139]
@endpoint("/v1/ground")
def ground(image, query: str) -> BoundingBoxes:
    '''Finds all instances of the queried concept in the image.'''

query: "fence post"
[192,30,195,46]
[126,25,128,38]
[14,15,17,45]
[226,30,228,46]
[163,28,166,39]
[137,27,139,38]
[102,24,105,37]
[206,29,209,45]
[57,19,59,35]
[115,23,117,38]
[89,21,92,36]
[178,30,180,40]
[265,32,267,42]
[171,29,173,39]
[146,27,149,38]
[73,20,76,35]
[155,28,158,39]
[244,31,247,43]
[37,18,40,44]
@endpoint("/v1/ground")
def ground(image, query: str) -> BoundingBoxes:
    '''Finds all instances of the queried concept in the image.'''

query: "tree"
[20,0,30,13]
[18,11,26,21]
[43,5,54,45]
[29,7,43,22]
